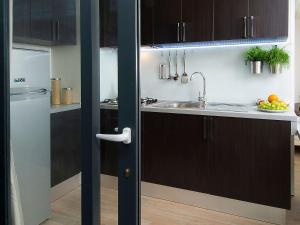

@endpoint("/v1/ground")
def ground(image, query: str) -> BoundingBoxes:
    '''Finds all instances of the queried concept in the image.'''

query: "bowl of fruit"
[257,94,289,113]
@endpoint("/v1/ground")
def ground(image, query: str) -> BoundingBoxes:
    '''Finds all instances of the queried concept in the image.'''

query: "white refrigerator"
[10,48,51,225]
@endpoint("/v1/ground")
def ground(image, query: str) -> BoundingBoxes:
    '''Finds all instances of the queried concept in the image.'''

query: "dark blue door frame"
[81,0,140,224]
[80,0,101,224]
[118,0,141,224]
[0,0,10,223]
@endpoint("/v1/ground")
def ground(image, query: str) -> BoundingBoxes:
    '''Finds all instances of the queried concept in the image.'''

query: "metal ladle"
[181,50,189,83]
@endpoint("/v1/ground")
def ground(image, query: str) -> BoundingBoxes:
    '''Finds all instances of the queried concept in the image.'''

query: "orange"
[268,94,279,103]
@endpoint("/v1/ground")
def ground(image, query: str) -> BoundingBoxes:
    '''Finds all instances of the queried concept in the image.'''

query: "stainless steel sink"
[149,101,249,112]
[150,101,204,109]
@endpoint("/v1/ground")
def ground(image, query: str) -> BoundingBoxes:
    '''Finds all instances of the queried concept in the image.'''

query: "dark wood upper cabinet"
[52,0,77,45]
[13,0,76,45]
[100,0,118,47]
[30,0,53,42]
[13,0,30,42]
[182,0,213,42]
[249,0,289,38]
[214,0,249,40]
[152,0,182,44]
[141,0,155,45]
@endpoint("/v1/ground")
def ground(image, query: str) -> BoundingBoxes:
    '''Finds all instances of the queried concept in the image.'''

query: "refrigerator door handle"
[11,88,49,96]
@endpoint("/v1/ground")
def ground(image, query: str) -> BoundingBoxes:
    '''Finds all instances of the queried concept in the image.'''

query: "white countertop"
[143,104,298,122]
[51,103,81,114]
[51,102,298,122]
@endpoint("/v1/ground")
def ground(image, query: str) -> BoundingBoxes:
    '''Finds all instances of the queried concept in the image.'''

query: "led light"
[140,38,288,52]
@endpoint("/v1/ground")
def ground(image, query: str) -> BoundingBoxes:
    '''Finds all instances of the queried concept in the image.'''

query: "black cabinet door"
[142,112,210,192]
[100,0,118,47]
[181,0,213,42]
[141,0,155,45]
[13,0,76,45]
[13,0,30,42]
[214,0,249,40]
[52,0,77,45]
[249,0,288,38]
[208,116,291,209]
[153,0,182,44]
[30,0,53,42]
[51,110,81,187]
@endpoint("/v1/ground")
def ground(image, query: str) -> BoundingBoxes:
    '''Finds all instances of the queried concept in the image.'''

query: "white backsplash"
[100,44,295,105]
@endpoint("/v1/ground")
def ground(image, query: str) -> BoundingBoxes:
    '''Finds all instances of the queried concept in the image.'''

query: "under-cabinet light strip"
[140,38,288,51]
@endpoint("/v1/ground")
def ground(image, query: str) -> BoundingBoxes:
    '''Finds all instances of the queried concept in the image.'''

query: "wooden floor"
[43,153,300,225]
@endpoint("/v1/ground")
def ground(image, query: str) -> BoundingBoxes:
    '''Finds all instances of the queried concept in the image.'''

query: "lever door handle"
[96,127,131,144]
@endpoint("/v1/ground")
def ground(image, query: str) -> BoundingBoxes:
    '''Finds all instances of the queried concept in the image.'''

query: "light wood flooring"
[43,153,300,225]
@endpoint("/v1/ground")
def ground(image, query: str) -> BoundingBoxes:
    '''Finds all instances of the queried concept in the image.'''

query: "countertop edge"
[50,103,298,123]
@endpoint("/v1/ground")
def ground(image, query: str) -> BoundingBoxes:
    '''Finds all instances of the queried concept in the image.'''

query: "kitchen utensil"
[159,64,168,79]
[168,51,172,79]
[181,50,189,83]
[51,77,61,105]
[174,51,179,80]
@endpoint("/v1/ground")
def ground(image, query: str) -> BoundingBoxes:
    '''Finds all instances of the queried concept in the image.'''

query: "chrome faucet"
[190,72,206,107]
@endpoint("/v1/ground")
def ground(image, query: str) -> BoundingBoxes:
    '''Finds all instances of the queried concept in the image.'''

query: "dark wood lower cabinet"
[207,116,291,209]
[142,112,291,209]
[142,112,210,192]
[51,109,291,209]
[51,109,81,187]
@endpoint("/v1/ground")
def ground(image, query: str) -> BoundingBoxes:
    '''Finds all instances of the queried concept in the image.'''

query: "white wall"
[140,45,294,105]
[51,0,81,103]
[52,0,295,106]
[99,0,295,106]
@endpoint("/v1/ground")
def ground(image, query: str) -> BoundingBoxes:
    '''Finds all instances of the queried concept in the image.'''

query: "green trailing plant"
[266,46,289,66]
[244,46,267,62]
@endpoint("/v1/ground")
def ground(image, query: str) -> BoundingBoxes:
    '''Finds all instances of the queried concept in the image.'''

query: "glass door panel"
[98,0,140,225]
[11,0,82,224]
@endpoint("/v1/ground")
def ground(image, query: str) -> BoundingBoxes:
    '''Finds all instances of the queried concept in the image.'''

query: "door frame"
[117,0,141,224]
[0,0,10,223]
[81,0,141,224]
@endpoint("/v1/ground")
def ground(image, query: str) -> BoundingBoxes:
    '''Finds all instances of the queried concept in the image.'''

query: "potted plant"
[244,46,267,74]
[266,46,289,74]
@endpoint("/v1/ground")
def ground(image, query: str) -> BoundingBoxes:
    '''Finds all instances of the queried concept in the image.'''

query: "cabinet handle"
[52,20,56,41]
[56,21,60,41]
[209,117,214,141]
[177,22,180,42]
[243,16,248,38]
[182,22,186,42]
[250,16,254,38]
[203,116,208,141]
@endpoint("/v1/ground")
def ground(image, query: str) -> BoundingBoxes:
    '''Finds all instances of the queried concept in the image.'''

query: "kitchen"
[5,0,300,225]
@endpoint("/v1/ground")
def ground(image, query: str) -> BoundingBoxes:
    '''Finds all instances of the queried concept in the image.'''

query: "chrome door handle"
[243,16,248,38]
[177,22,180,42]
[96,127,131,144]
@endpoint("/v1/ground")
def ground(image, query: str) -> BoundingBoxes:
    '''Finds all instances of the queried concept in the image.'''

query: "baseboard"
[100,174,286,225]
[51,173,81,202]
